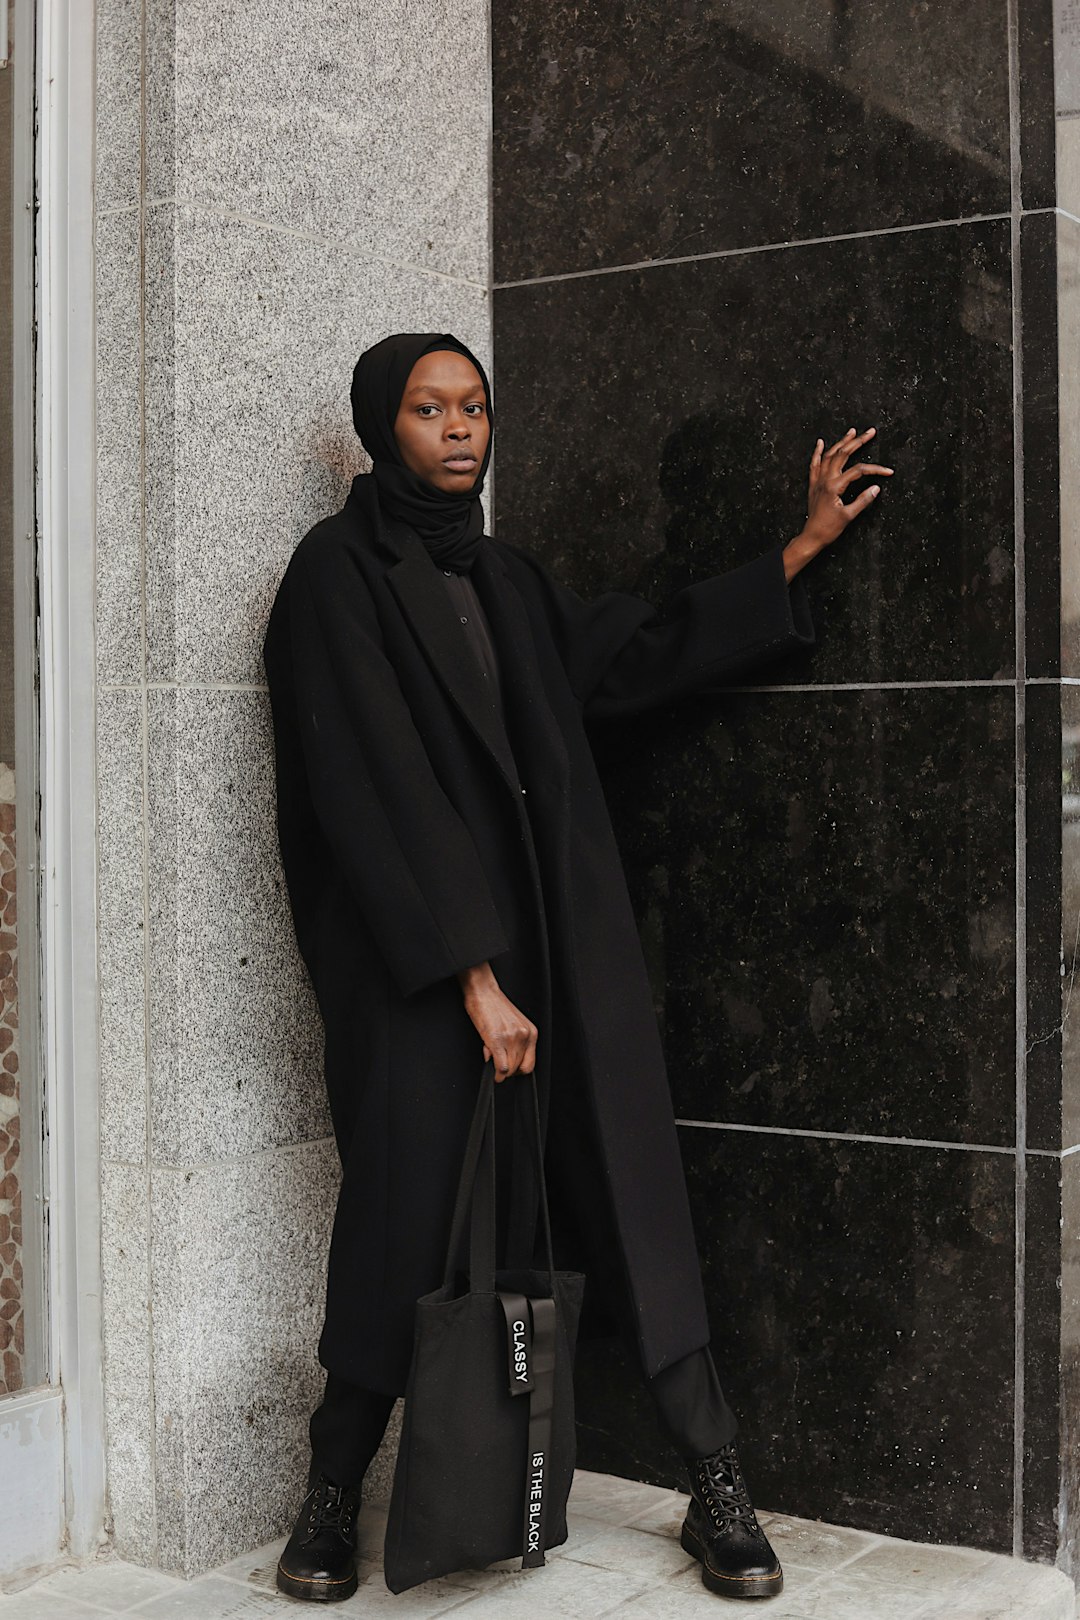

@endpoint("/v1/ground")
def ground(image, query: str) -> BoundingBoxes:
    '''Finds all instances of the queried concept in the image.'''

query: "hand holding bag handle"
[383,1056,584,1592]
[439,1058,561,1567]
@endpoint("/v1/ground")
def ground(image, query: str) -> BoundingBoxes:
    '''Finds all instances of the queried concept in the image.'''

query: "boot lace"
[305,1476,358,1541]
[694,1443,761,1532]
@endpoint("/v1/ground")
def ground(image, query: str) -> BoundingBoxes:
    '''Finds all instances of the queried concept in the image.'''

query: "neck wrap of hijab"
[350,332,493,573]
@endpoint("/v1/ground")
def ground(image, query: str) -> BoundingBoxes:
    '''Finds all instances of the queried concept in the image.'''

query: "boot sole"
[275,1561,359,1602]
[680,1520,784,1600]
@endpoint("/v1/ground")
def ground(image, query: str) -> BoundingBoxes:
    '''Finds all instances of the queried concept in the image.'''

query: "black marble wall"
[492,0,1077,1566]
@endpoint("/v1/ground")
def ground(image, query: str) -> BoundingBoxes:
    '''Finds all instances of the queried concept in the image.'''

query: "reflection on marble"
[1061,1152,1080,1577]
[1024,1154,1062,1561]
[597,685,1015,1145]
[494,221,1014,685]
[577,1133,1016,1552]
[1062,687,1080,1152]
[1027,682,1064,1152]
[493,0,1010,282]
[1023,212,1062,678]
[1061,214,1080,678]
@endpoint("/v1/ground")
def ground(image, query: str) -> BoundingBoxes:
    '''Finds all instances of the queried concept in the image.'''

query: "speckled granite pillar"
[94,0,492,1576]
[0,768,22,1397]
[491,0,1080,1579]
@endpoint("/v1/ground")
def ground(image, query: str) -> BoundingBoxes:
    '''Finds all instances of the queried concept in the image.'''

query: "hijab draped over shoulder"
[350,332,493,573]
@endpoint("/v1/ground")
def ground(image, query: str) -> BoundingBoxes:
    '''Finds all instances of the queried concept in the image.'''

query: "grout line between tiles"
[99,681,270,694]
[151,1135,337,1174]
[673,1119,1066,1156]
[151,195,490,293]
[493,211,1013,290]
[1006,0,1028,1560]
[716,678,1015,692]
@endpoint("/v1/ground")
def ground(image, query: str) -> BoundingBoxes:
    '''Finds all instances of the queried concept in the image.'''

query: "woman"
[261,332,891,1604]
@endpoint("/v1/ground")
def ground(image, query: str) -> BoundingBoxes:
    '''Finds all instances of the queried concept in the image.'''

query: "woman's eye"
[417,405,439,416]
[464,404,484,416]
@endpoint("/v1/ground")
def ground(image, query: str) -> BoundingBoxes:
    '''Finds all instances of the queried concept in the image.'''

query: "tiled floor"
[0,1470,1074,1619]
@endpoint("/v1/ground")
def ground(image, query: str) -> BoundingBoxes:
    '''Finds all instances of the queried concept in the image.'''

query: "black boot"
[276,1464,362,1603]
[680,1441,783,1600]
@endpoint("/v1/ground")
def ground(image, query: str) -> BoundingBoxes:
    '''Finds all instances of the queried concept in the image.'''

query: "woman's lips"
[443,455,477,472]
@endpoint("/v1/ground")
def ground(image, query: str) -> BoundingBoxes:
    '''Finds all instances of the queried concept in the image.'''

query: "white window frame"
[0,0,105,1581]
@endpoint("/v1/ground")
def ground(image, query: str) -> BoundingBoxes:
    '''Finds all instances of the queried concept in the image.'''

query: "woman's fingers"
[824,425,876,464]
[838,462,893,491]
[841,484,881,520]
[824,426,858,458]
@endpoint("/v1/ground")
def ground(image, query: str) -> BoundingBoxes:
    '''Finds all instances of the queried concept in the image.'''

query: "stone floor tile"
[28,1561,184,1611]
[559,1521,698,1583]
[208,1536,288,1594]
[0,1593,113,1619]
[844,1535,998,1594]
[567,1468,680,1524]
[426,1552,648,1615]
[756,1512,883,1574]
[315,1564,490,1616]
[923,1556,1076,1620]
[127,1574,285,1615]
[610,1564,816,1617]
[758,1567,939,1619]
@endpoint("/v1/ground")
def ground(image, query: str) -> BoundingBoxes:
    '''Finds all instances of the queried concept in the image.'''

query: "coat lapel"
[348,474,570,804]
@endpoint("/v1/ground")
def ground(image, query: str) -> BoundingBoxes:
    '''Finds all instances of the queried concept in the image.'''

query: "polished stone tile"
[1027,682,1065,1151]
[494,221,1015,685]
[1059,686,1080,1152]
[1061,215,1080,685]
[1023,212,1062,679]
[100,1162,156,1568]
[492,1,1011,282]
[1022,1156,1062,1561]
[95,206,143,688]
[149,1142,338,1574]
[1060,1151,1080,1576]
[96,688,147,1166]
[603,686,1015,1144]
[689,1135,1017,1550]
[144,0,489,284]
[146,687,329,1164]
[143,205,492,685]
[95,0,142,213]
[1019,0,1057,214]
[576,1137,1017,1552]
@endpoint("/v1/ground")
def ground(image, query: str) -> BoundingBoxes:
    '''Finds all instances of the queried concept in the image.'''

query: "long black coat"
[262,475,814,1395]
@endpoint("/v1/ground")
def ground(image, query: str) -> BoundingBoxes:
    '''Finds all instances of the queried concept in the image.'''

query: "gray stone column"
[94,0,492,1575]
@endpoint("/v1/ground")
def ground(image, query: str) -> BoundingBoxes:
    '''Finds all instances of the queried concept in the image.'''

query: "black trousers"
[309,1041,737,1485]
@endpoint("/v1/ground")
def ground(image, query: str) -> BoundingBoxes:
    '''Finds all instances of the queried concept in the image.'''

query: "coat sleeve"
[496,537,815,722]
[273,541,512,999]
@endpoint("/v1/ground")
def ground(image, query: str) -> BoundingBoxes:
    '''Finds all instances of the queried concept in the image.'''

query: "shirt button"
[460,615,468,624]
[520,785,527,795]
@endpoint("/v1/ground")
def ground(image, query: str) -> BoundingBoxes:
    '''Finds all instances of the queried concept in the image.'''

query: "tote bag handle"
[441,1057,557,1296]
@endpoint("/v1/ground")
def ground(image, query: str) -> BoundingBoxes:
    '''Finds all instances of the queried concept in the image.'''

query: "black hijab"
[350,332,493,572]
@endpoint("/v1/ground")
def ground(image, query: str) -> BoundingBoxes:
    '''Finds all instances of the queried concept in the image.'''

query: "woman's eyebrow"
[403,381,484,397]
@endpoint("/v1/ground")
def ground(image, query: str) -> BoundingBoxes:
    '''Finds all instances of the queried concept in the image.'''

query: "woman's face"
[392,350,490,494]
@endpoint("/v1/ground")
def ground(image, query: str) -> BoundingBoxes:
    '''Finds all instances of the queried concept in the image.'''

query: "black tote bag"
[383,1057,586,1594]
